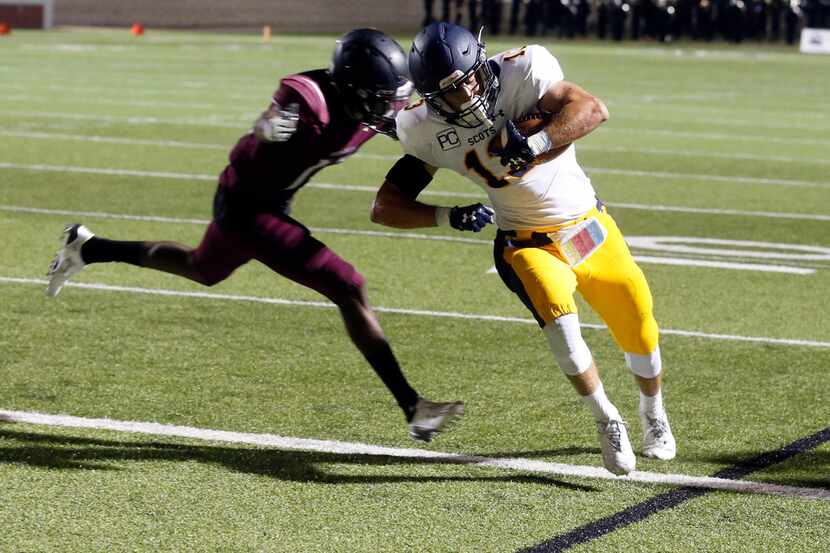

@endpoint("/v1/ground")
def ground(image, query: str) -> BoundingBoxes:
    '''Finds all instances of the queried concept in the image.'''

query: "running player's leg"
[46,184,254,296]
[45,220,251,296]
[250,212,462,441]
[576,209,676,460]
[497,237,634,474]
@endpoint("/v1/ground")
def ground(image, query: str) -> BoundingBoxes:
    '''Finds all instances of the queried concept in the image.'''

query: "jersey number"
[503,46,528,61]
[463,133,530,189]
[464,150,510,189]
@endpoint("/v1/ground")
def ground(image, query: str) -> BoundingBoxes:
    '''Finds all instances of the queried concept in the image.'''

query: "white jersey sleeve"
[501,45,565,116]
[395,101,439,166]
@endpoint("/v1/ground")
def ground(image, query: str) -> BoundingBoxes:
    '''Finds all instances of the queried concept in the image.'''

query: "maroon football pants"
[191,212,365,304]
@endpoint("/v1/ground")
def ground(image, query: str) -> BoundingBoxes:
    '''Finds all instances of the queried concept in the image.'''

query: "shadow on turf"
[479,447,598,458]
[0,428,597,492]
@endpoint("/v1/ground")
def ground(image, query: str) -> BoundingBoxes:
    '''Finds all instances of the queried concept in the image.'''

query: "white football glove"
[256,102,300,142]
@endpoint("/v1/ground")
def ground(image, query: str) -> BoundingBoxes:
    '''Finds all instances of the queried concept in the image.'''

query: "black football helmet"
[330,28,413,137]
[409,23,500,128]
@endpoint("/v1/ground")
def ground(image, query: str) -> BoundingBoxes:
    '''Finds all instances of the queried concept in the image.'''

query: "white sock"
[640,390,664,417]
[581,382,621,423]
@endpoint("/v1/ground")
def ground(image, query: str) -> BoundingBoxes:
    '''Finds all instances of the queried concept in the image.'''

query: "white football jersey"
[396,45,597,231]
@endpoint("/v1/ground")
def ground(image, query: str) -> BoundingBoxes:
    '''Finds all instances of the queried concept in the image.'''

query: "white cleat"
[409,397,464,443]
[641,411,677,460]
[46,223,94,297]
[597,419,636,475]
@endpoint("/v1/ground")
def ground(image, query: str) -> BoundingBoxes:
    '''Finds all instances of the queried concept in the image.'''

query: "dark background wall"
[53,0,425,33]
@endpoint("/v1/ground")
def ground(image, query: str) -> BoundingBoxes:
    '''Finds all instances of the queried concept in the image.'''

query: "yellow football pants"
[496,206,659,355]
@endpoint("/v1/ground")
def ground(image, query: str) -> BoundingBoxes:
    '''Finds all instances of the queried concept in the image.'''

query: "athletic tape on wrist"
[435,206,451,227]
[527,130,554,156]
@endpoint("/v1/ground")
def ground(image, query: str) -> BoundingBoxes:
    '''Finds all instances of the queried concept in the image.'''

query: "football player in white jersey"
[371,22,676,475]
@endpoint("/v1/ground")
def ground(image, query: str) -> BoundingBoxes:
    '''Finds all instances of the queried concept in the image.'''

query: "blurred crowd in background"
[422,0,830,43]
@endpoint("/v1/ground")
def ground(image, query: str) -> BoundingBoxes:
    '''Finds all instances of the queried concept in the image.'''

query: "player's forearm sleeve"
[385,155,434,200]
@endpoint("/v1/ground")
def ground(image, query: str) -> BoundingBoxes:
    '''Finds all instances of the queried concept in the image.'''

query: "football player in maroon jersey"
[46,29,463,443]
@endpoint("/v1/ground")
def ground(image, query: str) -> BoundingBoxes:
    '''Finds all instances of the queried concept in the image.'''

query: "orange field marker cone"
[0,22,11,35]
[131,22,144,36]
[262,24,272,42]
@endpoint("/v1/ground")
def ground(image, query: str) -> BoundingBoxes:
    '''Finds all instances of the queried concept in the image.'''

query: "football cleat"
[641,411,677,460]
[597,419,636,475]
[46,223,94,297]
[409,397,464,443]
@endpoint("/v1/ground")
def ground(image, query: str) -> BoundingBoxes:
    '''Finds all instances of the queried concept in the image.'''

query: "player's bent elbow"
[371,182,403,227]
[369,198,389,226]
[593,97,610,124]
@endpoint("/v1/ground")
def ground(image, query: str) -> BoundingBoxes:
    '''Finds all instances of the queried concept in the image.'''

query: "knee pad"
[544,313,593,376]
[625,345,662,378]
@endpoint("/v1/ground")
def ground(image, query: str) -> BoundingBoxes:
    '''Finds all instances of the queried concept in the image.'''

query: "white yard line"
[606,202,830,222]
[4,130,830,167]
[0,205,488,243]
[0,205,819,274]
[607,110,830,133]
[2,160,830,200]
[0,162,217,181]
[0,130,228,150]
[604,126,830,148]
[584,167,828,189]
[0,408,827,502]
[577,145,830,166]
[619,256,814,275]
[2,81,827,127]
[2,277,829,348]
[0,82,257,104]
[0,93,231,112]
[0,110,246,129]
[6,202,824,240]
[4,108,830,149]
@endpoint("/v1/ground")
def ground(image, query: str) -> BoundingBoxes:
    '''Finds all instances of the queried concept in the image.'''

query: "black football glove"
[498,120,536,172]
[449,203,495,232]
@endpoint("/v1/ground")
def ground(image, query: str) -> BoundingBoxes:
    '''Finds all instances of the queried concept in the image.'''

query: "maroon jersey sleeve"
[272,74,333,140]
[223,70,376,213]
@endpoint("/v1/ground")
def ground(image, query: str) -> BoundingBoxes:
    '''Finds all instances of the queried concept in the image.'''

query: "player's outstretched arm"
[536,80,609,147]
[371,155,494,232]
[371,179,440,229]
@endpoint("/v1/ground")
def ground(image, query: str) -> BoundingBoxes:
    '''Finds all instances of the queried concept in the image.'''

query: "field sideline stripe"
[2,277,829,348]
[522,426,830,552]
[1,158,828,191]
[0,409,827,503]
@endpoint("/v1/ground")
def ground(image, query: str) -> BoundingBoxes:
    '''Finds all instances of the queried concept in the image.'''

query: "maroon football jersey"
[220,69,376,213]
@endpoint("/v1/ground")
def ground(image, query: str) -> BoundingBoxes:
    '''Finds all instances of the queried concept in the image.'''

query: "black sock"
[80,237,145,266]
[364,343,420,421]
